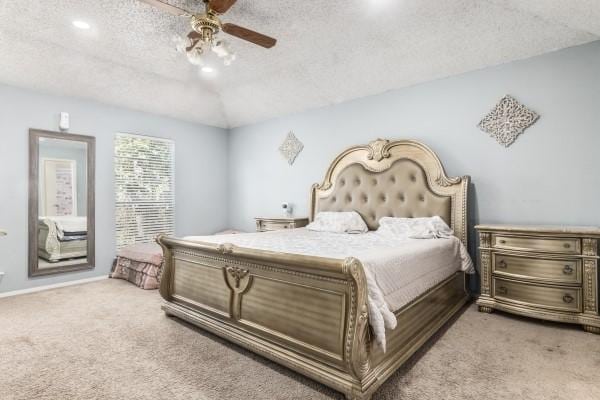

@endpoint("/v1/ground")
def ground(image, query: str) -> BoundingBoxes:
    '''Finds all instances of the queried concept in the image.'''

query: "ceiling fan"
[138,0,277,69]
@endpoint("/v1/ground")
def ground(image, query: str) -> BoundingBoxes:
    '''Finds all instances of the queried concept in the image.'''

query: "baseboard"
[0,276,107,298]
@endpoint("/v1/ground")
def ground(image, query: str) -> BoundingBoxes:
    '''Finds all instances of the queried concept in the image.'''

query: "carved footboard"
[157,235,469,399]
[157,235,373,398]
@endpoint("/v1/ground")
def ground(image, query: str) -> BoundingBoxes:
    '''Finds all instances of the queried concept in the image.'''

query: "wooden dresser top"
[475,224,600,236]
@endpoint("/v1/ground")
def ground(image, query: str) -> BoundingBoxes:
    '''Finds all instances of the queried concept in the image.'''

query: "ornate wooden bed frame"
[157,139,470,400]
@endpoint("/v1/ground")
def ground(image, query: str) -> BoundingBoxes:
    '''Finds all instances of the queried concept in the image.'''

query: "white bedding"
[41,216,87,239]
[185,228,474,351]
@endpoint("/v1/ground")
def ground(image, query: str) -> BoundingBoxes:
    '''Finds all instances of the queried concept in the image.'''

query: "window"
[114,133,174,250]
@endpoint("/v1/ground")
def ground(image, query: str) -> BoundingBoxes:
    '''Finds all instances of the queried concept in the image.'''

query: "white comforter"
[42,216,87,239]
[185,229,474,351]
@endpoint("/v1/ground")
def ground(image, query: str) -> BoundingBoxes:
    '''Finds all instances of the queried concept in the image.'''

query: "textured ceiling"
[0,0,598,128]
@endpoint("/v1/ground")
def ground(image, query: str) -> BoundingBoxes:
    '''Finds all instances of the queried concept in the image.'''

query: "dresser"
[476,225,600,334]
[255,217,309,232]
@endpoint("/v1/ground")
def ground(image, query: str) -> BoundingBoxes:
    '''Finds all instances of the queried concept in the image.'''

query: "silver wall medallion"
[279,131,304,165]
[478,95,539,147]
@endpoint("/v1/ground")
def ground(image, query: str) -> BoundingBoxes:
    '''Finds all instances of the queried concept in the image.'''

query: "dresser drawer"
[493,278,582,313]
[256,217,309,232]
[492,254,581,285]
[258,220,294,231]
[492,234,580,254]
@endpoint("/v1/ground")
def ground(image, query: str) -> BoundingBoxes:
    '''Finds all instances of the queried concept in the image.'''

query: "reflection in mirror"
[29,130,95,277]
[38,138,88,269]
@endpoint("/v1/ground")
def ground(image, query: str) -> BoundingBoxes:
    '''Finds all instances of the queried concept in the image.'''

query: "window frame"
[114,132,175,251]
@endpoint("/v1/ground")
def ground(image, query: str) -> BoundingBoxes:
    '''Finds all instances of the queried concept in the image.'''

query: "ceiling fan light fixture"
[212,40,229,56]
[139,0,276,73]
[211,40,236,66]
[186,49,205,66]
[172,34,189,53]
[223,53,236,66]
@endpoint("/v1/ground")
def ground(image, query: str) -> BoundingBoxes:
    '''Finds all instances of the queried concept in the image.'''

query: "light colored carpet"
[1,279,599,400]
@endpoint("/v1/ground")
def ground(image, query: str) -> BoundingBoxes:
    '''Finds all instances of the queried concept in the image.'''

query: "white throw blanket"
[185,229,474,352]
[356,239,473,350]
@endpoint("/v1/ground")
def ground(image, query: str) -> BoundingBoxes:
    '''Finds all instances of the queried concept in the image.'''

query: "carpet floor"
[1,279,599,400]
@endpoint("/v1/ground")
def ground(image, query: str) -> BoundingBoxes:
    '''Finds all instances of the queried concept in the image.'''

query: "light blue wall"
[3,41,599,293]
[0,84,229,293]
[228,41,600,253]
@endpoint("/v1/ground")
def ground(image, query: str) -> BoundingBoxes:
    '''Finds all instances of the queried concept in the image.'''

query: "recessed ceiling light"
[72,20,91,30]
[201,66,214,73]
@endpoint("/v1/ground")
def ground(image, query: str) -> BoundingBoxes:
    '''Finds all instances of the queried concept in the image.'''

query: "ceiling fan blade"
[208,0,237,14]
[137,0,193,17]
[222,23,277,48]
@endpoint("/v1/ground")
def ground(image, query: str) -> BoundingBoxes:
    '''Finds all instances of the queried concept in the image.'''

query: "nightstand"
[476,224,600,334]
[255,217,309,232]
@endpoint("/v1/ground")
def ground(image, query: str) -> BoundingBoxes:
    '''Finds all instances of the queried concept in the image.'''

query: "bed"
[38,216,87,262]
[156,139,471,400]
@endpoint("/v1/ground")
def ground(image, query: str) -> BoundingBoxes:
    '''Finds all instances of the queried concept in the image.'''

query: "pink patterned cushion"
[117,243,163,265]
[111,257,162,290]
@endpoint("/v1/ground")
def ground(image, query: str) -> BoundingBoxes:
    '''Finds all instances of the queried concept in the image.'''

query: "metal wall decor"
[478,95,539,147]
[279,131,304,165]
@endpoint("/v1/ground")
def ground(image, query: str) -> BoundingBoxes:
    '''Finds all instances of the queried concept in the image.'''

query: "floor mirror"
[29,129,95,277]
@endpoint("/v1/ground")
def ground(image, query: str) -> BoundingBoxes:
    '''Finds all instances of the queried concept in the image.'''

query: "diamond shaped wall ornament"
[279,131,304,165]
[478,95,539,147]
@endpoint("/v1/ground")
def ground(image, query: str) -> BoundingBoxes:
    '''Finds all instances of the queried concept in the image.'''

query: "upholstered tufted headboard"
[309,139,469,246]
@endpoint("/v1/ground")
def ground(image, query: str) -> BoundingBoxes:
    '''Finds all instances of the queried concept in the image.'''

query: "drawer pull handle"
[499,239,507,244]
[563,294,574,304]
[563,265,574,275]
[563,243,571,249]
[497,286,508,295]
[497,260,508,269]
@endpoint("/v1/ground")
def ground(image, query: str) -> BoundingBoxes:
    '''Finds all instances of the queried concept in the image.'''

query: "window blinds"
[114,133,175,250]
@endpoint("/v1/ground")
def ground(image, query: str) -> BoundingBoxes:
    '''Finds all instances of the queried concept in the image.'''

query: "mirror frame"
[28,129,96,277]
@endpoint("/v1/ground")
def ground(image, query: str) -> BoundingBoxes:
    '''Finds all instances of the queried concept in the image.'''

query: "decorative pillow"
[377,216,453,239]
[306,211,369,234]
[110,257,163,290]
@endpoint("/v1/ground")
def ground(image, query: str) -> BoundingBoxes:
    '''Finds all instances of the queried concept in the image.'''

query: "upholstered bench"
[110,243,164,290]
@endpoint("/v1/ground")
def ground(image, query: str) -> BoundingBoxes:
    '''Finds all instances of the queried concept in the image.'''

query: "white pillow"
[306,211,369,234]
[377,216,453,239]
